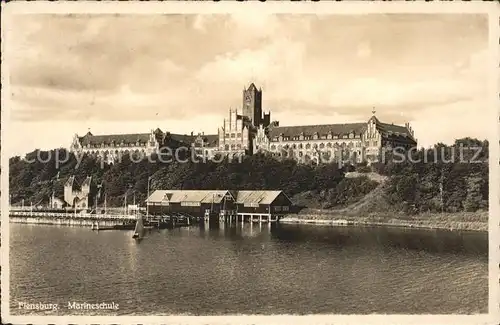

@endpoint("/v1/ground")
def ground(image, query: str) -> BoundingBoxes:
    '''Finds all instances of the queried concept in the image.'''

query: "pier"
[9,207,200,229]
[9,205,287,231]
[10,210,136,221]
[9,208,137,228]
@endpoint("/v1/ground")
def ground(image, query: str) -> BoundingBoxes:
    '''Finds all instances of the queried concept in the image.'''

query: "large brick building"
[70,128,196,163]
[68,83,417,165]
[212,83,417,164]
[216,83,272,158]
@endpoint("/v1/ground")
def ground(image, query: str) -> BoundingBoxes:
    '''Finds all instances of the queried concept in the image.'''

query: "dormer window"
[349,132,354,139]
[313,133,319,140]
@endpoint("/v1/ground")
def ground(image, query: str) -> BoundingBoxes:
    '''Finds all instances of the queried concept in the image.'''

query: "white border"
[1,1,499,324]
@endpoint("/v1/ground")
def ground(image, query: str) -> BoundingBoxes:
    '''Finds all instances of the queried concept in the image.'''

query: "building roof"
[146,190,233,204]
[79,132,151,146]
[235,190,287,205]
[65,175,75,187]
[78,130,199,147]
[377,122,409,135]
[248,83,258,91]
[146,190,172,203]
[146,189,290,206]
[268,123,367,139]
[194,134,219,148]
[165,133,196,145]
[81,176,92,187]
[375,120,416,144]
[203,134,219,147]
[268,118,416,144]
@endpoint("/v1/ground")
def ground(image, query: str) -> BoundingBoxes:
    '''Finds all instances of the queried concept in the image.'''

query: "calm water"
[9,223,488,315]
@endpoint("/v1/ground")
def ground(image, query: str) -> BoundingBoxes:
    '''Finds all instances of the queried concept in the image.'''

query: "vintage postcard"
[1,1,499,324]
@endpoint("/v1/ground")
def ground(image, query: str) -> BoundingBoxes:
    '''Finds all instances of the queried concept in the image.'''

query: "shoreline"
[281,211,488,233]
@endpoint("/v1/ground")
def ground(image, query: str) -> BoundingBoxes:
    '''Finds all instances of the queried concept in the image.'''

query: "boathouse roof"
[146,190,233,204]
[235,190,290,205]
[146,190,290,206]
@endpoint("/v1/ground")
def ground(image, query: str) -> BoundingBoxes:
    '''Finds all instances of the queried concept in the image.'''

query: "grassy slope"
[287,172,488,231]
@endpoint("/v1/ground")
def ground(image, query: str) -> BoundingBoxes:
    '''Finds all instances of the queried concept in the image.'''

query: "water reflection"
[269,224,488,257]
[10,223,488,315]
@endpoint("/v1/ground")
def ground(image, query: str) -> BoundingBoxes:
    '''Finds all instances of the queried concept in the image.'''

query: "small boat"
[132,215,145,239]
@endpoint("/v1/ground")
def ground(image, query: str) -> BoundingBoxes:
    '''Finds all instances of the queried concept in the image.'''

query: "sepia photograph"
[1,1,498,324]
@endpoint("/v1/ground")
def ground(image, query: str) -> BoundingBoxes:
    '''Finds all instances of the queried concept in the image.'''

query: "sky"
[4,13,492,157]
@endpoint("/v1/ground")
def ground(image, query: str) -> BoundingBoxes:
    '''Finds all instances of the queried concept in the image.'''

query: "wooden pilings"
[217,213,281,224]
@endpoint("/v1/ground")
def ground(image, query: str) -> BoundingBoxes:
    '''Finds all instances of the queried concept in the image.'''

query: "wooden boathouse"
[234,190,292,223]
[145,189,293,223]
[145,190,236,219]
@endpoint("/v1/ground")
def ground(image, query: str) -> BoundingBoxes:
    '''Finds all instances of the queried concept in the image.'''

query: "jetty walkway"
[10,209,137,221]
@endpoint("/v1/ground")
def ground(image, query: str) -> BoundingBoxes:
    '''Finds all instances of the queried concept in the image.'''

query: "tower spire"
[372,107,376,116]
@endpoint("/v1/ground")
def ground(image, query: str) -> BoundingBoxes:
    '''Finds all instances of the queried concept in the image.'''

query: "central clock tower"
[242,83,263,127]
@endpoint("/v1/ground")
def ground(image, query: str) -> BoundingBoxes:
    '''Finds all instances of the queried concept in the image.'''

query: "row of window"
[84,142,153,149]
[181,202,201,207]
[270,142,363,151]
[223,144,243,150]
[274,133,360,142]
[274,150,361,158]
[148,202,170,206]
[224,133,243,138]
[83,148,148,155]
